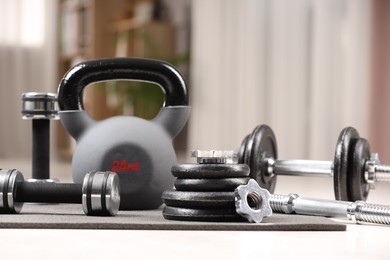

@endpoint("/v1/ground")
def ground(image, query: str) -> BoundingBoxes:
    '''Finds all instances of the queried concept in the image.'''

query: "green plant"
[108,26,190,119]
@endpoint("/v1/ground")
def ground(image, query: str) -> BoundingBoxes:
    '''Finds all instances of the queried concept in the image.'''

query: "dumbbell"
[239,125,390,202]
[0,169,120,216]
[22,92,58,181]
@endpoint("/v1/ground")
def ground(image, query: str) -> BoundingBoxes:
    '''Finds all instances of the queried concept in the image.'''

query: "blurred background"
[0,0,389,181]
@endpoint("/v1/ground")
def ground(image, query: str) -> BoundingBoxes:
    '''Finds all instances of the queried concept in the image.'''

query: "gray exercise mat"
[0,204,346,231]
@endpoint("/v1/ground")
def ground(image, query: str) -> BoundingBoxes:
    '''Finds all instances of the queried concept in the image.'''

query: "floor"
[0,158,389,259]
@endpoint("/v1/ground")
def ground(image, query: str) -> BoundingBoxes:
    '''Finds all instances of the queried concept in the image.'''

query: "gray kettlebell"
[57,58,190,210]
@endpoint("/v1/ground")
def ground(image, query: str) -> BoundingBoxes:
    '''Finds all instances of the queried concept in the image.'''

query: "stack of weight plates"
[161,152,251,222]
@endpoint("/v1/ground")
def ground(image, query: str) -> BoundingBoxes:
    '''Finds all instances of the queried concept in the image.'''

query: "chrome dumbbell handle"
[269,157,390,184]
[270,194,390,225]
[269,160,333,177]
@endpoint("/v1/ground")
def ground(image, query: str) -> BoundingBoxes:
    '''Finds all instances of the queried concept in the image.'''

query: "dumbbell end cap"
[104,172,120,216]
[82,171,120,216]
[0,169,24,213]
[21,92,59,120]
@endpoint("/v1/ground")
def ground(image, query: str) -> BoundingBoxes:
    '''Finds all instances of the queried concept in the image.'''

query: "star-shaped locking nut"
[234,179,273,223]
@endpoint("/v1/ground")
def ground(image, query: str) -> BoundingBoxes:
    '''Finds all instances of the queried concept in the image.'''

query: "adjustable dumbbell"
[0,169,120,216]
[239,125,390,201]
[22,92,58,181]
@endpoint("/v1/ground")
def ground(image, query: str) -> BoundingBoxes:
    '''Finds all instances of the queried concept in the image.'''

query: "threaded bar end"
[270,194,298,214]
[375,165,390,182]
[270,194,288,213]
[356,203,390,225]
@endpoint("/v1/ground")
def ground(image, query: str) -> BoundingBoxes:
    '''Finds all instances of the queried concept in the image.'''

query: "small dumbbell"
[0,169,120,216]
[22,92,58,181]
[239,125,390,202]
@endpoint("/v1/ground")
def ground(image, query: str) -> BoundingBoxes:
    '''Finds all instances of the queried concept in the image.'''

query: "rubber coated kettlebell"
[57,58,190,210]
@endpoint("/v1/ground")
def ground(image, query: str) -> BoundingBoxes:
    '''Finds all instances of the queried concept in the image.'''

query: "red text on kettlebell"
[111,160,141,173]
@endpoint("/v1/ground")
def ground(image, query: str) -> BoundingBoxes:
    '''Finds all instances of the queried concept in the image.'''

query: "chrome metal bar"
[273,160,333,177]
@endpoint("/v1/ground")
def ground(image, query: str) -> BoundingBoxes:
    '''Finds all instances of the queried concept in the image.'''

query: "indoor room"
[0,0,389,259]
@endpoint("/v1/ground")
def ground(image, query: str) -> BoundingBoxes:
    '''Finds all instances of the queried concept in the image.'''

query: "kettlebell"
[57,58,190,210]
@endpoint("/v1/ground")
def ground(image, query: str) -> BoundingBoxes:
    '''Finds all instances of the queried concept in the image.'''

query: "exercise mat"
[0,204,346,231]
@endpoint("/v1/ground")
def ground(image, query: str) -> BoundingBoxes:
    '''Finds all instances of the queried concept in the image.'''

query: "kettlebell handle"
[57,58,189,111]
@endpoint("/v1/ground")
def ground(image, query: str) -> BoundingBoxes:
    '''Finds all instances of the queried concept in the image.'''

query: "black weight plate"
[333,127,360,201]
[244,125,277,193]
[238,134,249,163]
[350,138,370,201]
[171,164,250,179]
[162,206,244,222]
[162,190,235,209]
[174,177,251,191]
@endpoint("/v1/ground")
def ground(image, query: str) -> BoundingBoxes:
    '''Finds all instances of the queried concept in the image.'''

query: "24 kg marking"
[111,160,140,173]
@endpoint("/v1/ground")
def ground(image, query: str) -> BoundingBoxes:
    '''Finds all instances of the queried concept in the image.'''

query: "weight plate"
[162,206,244,222]
[174,177,251,191]
[238,134,249,163]
[162,190,235,209]
[333,127,360,201]
[171,164,250,179]
[244,125,277,193]
[350,138,370,201]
